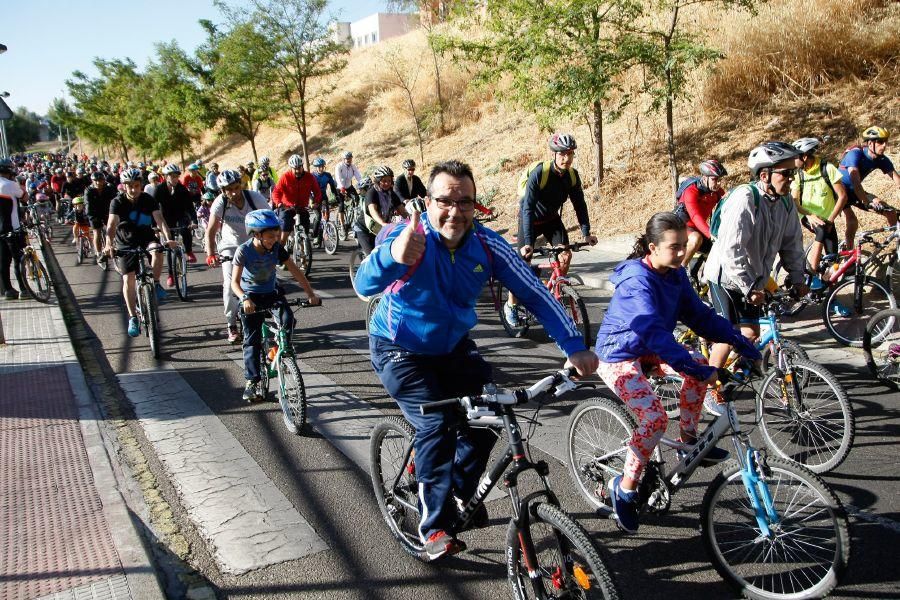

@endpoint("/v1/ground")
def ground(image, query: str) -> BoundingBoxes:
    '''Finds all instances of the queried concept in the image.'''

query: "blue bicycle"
[652,294,854,474]
[567,368,851,599]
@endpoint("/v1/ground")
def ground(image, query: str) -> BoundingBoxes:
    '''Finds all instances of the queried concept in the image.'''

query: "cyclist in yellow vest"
[791,138,848,290]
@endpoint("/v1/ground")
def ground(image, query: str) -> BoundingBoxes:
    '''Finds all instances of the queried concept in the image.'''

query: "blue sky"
[0,0,388,115]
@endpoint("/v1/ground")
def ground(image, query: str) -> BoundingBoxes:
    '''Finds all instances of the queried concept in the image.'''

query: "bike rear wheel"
[277,356,307,434]
[757,357,854,474]
[863,307,900,388]
[369,417,426,560]
[22,253,52,303]
[140,283,161,359]
[558,283,591,348]
[566,396,637,513]
[700,457,850,600]
[323,221,339,255]
[822,275,895,346]
[507,502,620,599]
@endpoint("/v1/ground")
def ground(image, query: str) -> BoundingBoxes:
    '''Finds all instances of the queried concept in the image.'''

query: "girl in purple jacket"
[595,212,760,533]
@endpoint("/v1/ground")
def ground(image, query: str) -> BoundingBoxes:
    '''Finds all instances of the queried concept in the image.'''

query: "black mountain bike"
[116,247,162,358]
[370,369,620,599]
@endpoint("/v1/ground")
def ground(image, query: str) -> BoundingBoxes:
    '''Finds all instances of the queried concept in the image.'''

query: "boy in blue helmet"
[231,209,321,402]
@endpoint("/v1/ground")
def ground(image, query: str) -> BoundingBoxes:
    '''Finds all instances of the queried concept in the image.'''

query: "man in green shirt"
[791,138,849,290]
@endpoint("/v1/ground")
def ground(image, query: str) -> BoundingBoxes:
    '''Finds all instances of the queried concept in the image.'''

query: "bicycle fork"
[738,447,780,538]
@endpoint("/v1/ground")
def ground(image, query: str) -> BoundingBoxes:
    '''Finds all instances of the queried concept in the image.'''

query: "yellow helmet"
[862,126,890,141]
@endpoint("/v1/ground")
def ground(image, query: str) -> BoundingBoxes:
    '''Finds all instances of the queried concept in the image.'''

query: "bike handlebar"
[419,367,579,415]
[532,242,591,257]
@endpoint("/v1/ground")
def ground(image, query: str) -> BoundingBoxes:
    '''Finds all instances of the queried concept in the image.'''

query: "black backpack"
[672,177,701,222]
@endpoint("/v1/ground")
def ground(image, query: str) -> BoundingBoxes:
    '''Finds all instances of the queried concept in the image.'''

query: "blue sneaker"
[832,302,851,317]
[127,316,140,337]
[503,302,520,326]
[155,282,167,301]
[607,475,639,534]
[809,275,825,291]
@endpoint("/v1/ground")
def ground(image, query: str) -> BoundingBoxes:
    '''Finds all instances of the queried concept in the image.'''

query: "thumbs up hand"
[391,207,426,265]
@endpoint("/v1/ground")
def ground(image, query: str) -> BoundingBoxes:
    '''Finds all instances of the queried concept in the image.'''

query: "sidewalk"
[0,266,165,599]
[568,234,634,290]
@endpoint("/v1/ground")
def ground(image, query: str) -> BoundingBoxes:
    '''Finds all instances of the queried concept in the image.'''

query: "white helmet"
[792,137,821,156]
[163,164,181,175]
[216,169,242,188]
[747,141,801,179]
[288,154,304,169]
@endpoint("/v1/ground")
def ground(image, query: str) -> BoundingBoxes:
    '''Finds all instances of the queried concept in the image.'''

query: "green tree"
[5,107,42,152]
[438,0,639,186]
[65,58,142,160]
[221,0,349,168]
[194,19,279,163]
[142,42,215,168]
[624,0,756,191]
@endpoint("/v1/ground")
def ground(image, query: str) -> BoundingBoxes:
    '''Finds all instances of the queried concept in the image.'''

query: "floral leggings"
[597,355,708,481]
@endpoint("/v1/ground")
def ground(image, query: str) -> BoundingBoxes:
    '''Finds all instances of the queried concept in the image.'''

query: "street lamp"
[0,91,8,158]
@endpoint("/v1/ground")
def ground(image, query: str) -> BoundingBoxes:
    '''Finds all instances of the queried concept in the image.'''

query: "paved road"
[48,230,900,599]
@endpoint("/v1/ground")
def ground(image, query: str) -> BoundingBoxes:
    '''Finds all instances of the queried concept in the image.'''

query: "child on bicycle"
[196,191,214,230]
[595,212,761,533]
[65,197,91,244]
[230,209,321,402]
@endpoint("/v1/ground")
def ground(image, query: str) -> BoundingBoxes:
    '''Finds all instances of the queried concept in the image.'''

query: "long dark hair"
[627,211,686,259]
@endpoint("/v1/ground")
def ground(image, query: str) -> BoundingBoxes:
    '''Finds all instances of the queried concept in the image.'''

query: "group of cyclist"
[3,122,897,562]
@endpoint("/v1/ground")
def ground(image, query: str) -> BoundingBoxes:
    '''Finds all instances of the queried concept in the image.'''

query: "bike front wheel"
[277,356,307,434]
[369,417,426,560]
[558,283,591,348]
[822,275,895,346]
[863,307,900,388]
[757,357,854,474]
[506,502,620,599]
[139,283,161,359]
[174,248,189,301]
[323,221,339,255]
[349,249,369,301]
[76,236,84,265]
[495,280,531,338]
[365,293,383,335]
[293,229,313,275]
[700,457,850,600]
[22,252,52,303]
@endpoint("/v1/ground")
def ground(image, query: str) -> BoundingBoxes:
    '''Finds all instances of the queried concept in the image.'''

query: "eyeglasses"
[433,196,476,211]
[771,168,797,178]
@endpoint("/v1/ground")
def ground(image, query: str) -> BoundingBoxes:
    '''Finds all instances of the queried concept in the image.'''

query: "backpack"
[377,220,494,294]
[516,160,578,199]
[709,184,762,239]
[218,190,259,220]
[797,159,836,200]
[672,176,701,222]
[839,144,863,163]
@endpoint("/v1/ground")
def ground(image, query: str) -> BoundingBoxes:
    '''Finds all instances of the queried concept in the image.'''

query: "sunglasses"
[770,168,797,178]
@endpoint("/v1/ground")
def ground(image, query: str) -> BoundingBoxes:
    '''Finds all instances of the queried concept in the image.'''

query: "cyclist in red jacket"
[271,154,322,247]
[676,159,728,267]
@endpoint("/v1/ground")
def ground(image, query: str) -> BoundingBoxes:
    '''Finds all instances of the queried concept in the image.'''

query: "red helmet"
[699,159,727,178]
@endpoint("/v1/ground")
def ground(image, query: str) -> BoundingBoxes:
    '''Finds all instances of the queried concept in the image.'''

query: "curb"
[38,239,169,600]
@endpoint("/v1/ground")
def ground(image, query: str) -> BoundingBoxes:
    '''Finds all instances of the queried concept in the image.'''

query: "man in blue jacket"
[355,160,598,561]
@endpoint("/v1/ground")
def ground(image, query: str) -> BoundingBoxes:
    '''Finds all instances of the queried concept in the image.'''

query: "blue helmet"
[245,209,281,234]
[312,157,326,168]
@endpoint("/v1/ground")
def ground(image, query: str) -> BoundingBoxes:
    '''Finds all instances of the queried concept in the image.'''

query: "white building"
[332,13,419,49]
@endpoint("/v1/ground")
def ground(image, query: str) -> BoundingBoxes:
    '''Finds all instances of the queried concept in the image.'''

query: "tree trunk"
[429,41,445,136]
[121,142,129,162]
[592,100,603,187]
[299,96,309,170]
[665,4,681,193]
[249,136,258,164]
[179,147,185,171]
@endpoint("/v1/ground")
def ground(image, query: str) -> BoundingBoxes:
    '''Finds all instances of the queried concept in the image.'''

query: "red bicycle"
[494,243,592,348]
[775,232,896,346]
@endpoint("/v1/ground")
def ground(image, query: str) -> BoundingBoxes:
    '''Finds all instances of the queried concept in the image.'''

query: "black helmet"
[402,159,416,170]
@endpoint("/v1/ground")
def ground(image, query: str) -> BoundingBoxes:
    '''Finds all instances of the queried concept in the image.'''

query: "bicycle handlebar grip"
[563,366,578,377]
[419,398,459,415]
[295,299,322,308]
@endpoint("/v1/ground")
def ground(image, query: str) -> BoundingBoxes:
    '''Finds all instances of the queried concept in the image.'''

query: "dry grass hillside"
[91,0,900,237]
